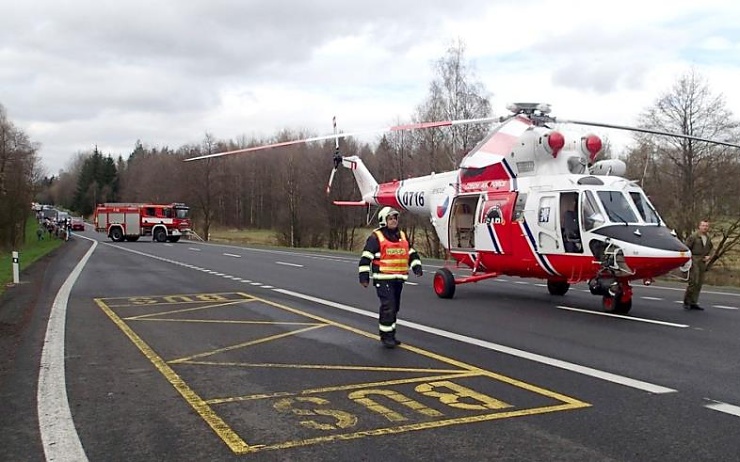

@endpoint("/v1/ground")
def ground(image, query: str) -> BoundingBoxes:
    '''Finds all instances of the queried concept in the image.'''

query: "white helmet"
[377,207,400,227]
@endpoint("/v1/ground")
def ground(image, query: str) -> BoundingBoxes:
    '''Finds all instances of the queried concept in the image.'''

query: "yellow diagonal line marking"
[126,299,252,320]
[237,292,588,406]
[204,371,480,405]
[94,298,250,453]
[126,318,322,326]
[177,360,462,373]
[168,325,327,364]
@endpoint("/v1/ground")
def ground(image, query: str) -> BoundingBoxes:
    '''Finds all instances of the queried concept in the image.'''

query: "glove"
[413,267,423,277]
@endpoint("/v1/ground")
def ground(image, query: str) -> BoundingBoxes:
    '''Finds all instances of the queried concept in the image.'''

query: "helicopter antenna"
[325,116,342,195]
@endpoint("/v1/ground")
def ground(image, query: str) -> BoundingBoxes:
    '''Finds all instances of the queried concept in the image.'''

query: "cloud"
[1,0,739,174]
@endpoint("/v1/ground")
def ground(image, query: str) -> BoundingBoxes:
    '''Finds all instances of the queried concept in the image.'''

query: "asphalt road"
[2,227,740,461]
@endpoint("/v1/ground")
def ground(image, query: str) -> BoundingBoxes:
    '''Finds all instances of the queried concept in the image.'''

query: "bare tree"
[0,104,40,249]
[635,69,740,270]
[416,38,492,170]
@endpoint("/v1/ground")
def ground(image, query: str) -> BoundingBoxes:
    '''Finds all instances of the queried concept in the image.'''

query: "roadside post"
[12,251,20,283]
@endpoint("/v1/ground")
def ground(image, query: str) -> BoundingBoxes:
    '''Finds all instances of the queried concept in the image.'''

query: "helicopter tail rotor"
[325,116,342,195]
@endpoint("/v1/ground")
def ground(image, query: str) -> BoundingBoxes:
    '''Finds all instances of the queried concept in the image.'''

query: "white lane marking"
[634,284,740,297]
[240,280,252,283]
[405,282,419,286]
[557,306,689,328]
[223,253,241,258]
[38,239,95,462]
[640,296,663,301]
[188,247,201,251]
[514,281,529,285]
[534,283,547,287]
[705,401,740,417]
[712,305,738,310]
[250,282,261,285]
[274,289,676,394]
[276,261,304,268]
[261,285,275,289]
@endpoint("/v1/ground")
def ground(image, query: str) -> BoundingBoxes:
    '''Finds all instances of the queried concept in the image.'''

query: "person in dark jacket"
[683,220,713,310]
[359,207,422,348]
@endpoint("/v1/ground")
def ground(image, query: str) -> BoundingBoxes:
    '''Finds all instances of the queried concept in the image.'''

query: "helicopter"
[186,103,740,314]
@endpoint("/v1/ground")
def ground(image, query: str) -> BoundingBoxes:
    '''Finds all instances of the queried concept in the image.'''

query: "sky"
[1,0,739,175]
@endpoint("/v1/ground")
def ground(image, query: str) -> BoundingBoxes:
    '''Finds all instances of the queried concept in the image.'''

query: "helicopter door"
[532,194,560,254]
[559,191,583,253]
[474,192,516,254]
[449,196,478,249]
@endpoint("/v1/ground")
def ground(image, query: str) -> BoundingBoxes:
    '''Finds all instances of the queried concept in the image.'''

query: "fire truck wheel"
[154,228,167,242]
[109,227,124,242]
[167,236,181,243]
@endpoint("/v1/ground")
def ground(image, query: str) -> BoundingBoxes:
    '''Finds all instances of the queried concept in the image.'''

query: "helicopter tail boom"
[340,156,379,205]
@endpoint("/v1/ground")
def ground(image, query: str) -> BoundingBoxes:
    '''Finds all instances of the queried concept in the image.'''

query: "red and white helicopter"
[187,103,740,314]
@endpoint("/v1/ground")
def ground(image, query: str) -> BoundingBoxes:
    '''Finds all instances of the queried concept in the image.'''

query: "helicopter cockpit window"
[629,192,660,224]
[596,191,638,224]
[581,190,605,231]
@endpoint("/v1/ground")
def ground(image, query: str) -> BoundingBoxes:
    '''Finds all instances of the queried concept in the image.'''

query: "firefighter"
[359,207,423,348]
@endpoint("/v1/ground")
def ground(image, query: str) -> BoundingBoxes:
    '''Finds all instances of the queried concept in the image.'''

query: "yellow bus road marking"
[243,402,585,454]
[97,292,590,455]
[102,292,253,308]
[168,325,328,364]
[94,298,251,454]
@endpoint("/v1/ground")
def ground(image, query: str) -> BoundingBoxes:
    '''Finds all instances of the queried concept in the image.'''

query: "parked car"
[71,217,85,231]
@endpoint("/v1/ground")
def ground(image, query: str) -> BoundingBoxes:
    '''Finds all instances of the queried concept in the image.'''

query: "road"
[2,227,740,461]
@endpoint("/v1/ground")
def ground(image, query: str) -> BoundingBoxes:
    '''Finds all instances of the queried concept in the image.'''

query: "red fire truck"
[94,203,192,242]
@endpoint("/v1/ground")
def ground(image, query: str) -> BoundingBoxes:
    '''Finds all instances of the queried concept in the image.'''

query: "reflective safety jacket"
[358,227,422,283]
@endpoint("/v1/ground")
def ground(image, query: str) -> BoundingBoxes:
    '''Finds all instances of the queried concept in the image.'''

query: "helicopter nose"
[625,251,691,278]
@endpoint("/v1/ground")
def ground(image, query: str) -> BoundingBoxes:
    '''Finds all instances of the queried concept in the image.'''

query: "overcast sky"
[2,0,739,175]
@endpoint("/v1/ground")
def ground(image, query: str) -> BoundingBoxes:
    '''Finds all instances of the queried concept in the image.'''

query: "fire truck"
[94,203,191,242]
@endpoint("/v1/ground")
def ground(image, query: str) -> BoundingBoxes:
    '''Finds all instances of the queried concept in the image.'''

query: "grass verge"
[0,218,64,296]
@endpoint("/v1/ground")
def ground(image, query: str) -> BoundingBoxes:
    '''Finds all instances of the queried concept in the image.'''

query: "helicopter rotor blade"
[557,119,740,149]
[183,115,503,162]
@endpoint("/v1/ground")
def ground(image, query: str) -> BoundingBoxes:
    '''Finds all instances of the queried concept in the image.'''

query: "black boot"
[380,332,396,349]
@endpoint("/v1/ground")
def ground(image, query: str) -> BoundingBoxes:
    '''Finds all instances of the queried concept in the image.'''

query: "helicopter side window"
[581,190,605,231]
[597,191,638,224]
[513,193,527,221]
[629,192,660,224]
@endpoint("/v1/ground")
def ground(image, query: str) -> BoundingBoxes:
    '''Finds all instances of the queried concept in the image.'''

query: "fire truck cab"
[94,202,191,242]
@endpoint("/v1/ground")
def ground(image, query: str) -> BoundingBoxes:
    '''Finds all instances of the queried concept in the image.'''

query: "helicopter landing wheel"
[433,268,456,299]
[547,280,570,296]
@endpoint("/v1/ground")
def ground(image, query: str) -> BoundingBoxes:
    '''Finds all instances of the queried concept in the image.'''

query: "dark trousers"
[684,259,707,305]
[376,279,404,338]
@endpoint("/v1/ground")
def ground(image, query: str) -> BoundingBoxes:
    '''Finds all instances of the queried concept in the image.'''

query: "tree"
[635,69,740,270]
[415,38,492,170]
[0,103,40,250]
[72,147,119,215]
